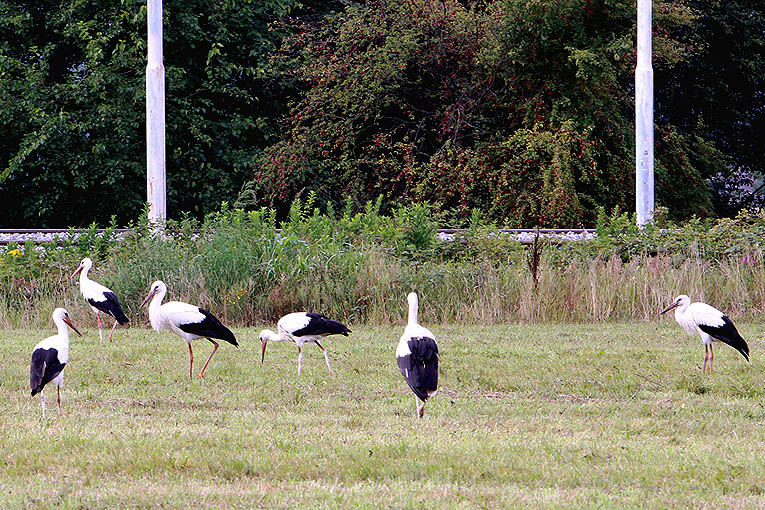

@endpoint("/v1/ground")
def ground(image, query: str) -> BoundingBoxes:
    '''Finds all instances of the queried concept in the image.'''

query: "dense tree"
[655,0,765,217]
[0,0,762,226]
[0,0,300,226]
[250,0,762,225]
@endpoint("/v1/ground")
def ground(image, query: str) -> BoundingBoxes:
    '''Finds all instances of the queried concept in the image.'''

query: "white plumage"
[259,312,351,376]
[72,257,128,341]
[396,292,439,418]
[661,294,750,373]
[141,280,238,379]
[29,308,82,418]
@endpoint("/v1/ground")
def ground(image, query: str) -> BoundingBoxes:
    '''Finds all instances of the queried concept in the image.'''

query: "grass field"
[1,320,764,509]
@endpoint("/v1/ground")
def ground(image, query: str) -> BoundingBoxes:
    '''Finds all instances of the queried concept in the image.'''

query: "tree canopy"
[0,0,300,226]
[251,0,762,226]
[0,0,762,226]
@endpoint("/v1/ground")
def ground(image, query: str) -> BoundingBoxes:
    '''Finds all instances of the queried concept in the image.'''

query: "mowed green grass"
[1,321,764,509]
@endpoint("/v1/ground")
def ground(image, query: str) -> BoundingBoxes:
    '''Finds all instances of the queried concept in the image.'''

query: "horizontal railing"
[0,227,596,246]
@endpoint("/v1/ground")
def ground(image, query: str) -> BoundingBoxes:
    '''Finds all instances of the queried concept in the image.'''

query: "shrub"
[5,201,765,328]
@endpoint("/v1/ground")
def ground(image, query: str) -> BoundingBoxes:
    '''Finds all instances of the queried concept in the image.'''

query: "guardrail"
[0,228,130,246]
[0,227,596,246]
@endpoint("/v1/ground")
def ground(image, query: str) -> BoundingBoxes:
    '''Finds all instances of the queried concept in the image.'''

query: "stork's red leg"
[314,340,333,376]
[188,343,194,380]
[108,319,118,341]
[703,345,709,373]
[57,387,62,415]
[199,339,219,379]
[297,346,303,376]
[97,312,103,341]
[709,344,714,373]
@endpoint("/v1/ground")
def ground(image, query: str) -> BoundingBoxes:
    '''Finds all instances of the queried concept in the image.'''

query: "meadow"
[3,204,765,508]
[1,322,763,509]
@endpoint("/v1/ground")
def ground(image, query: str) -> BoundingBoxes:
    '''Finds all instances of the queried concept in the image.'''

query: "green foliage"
[458,122,596,226]
[7,199,765,328]
[436,210,527,266]
[656,0,765,190]
[654,126,718,219]
[0,0,762,226]
[250,0,736,226]
[62,218,122,260]
[0,0,304,226]
[574,206,765,264]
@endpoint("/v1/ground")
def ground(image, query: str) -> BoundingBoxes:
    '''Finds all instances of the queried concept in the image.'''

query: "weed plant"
[3,201,765,328]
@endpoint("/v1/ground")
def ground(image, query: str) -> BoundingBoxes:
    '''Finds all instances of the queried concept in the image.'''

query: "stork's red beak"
[71,265,83,278]
[261,339,267,364]
[64,317,83,337]
[140,289,156,307]
[661,302,679,315]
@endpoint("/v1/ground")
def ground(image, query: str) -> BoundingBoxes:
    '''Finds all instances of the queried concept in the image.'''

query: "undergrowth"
[3,198,765,328]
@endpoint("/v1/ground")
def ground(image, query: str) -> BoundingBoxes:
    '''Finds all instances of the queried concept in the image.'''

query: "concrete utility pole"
[635,0,654,225]
[146,0,166,226]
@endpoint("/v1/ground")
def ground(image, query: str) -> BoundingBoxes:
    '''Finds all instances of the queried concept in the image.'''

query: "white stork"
[72,257,128,341]
[396,292,438,418]
[661,294,750,373]
[30,308,82,418]
[259,312,351,376]
[140,280,238,379]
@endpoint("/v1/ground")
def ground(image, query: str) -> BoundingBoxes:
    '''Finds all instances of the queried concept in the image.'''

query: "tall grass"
[4,202,765,328]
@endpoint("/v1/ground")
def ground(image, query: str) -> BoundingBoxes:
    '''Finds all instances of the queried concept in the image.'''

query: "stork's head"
[258,329,280,363]
[661,294,690,315]
[140,280,167,307]
[71,257,93,278]
[52,307,82,337]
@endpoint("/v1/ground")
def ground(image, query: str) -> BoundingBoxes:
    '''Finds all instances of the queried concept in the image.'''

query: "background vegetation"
[1,0,763,226]
[0,0,324,225]
[4,201,765,329]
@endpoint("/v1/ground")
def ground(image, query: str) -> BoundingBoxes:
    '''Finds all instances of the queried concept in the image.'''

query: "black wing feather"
[178,308,238,346]
[293,313,351,337]
[30,348,66,395]
[88,291,129,324]
[698,316,750,361]
[397,336,439,402]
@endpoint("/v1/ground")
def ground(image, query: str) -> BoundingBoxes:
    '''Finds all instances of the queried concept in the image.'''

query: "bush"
[5,201,765,328]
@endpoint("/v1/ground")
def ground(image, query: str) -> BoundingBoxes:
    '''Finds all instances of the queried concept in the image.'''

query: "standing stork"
[661,294,750,373]
[30,308,82,418]
[140,280,238,379]
[72,257,129,341]
[396,292,438,418]
[259,312,351,376]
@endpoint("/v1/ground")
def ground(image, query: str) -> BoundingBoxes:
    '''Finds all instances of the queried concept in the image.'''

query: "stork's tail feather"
[221,327,238,347]
[113,308,129,325]
[726,336,749,361]
[93,293,129,324]
[189,308,238,346]
[726,332,749,362]
[326,319,351,336]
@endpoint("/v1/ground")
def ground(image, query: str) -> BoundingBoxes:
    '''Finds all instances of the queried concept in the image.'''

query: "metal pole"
[635,0,654,225]
[146,0,166,226]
